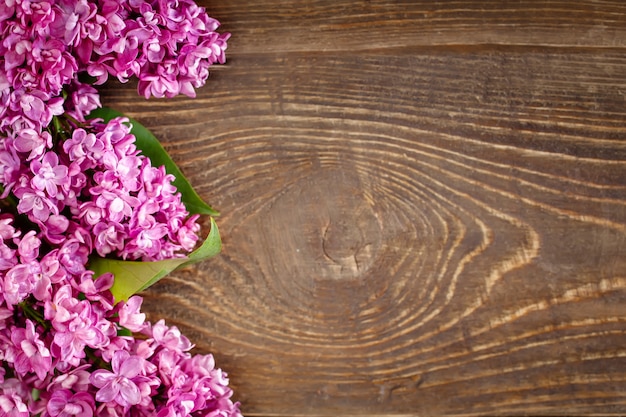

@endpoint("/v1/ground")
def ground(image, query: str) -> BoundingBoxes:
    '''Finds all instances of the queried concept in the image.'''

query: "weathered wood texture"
[101,1,626,415]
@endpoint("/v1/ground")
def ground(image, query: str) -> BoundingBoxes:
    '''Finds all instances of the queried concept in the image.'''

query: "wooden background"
[101,1,626,415]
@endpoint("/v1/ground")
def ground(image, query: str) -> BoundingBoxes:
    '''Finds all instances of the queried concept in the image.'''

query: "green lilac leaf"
[87,107,219,216]
[89,218,222,302]
[117,327,133,337]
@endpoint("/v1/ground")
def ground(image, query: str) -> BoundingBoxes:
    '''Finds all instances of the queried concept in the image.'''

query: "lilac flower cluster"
[0,0,229,136]
[0,0,241,415]
[3,114,200,261]
[0,223,241,415]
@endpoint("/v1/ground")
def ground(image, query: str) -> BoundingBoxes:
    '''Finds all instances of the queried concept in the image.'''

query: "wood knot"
[321,217,376,279]
[245,167,382,282]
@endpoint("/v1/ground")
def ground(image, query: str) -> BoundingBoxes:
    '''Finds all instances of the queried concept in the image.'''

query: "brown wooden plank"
[210,0,626,53]
[99,1,626,415]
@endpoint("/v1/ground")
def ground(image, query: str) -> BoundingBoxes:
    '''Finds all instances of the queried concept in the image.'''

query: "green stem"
[18,301,48,329]
[52,115,63,133]
[85,348,111,371]
[63,113,84,128]
[0,184,18,209]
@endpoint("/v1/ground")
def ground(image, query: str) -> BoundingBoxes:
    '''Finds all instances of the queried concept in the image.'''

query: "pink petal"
[118,379,141,406]
[95,381,118,403]
[90,369,114,388]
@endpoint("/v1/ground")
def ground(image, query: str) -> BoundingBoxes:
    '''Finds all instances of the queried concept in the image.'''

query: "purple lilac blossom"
[0,0,228,136]
[5,116,200,262]
[0,209,241,415]
[0,0,239,415]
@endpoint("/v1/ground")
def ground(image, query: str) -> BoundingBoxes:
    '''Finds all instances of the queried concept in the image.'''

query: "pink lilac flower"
[0,2,239,416]
[72,270,114,308]
[17,230,41,262]
[47,285,110,367]
[85,0,229,99]
[0,216,19,271]
[0,0,228,140]
[12,129,53,162]
[64,80,101,122]
[135,321,242,417]
[30,152,70,198]
[15,190,59,222]
[0,241,17,271]
[3,260,44,306]
[90,350,155,407]
[56,232,91,275]
[0,379,30,417]
[117,296,146,332]
[7,116,199,262]
[45,390,95,417]
[0,142,22,193]
[6,319,52,381]
[149,319,193,353]
[49,370,90,397]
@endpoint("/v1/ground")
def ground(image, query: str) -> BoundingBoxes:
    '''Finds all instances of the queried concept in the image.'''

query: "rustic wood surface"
[100,1,626,415]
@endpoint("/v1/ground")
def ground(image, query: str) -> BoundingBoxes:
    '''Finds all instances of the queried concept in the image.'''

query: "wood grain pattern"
[210,0,626,52]
[100,1,626,415]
